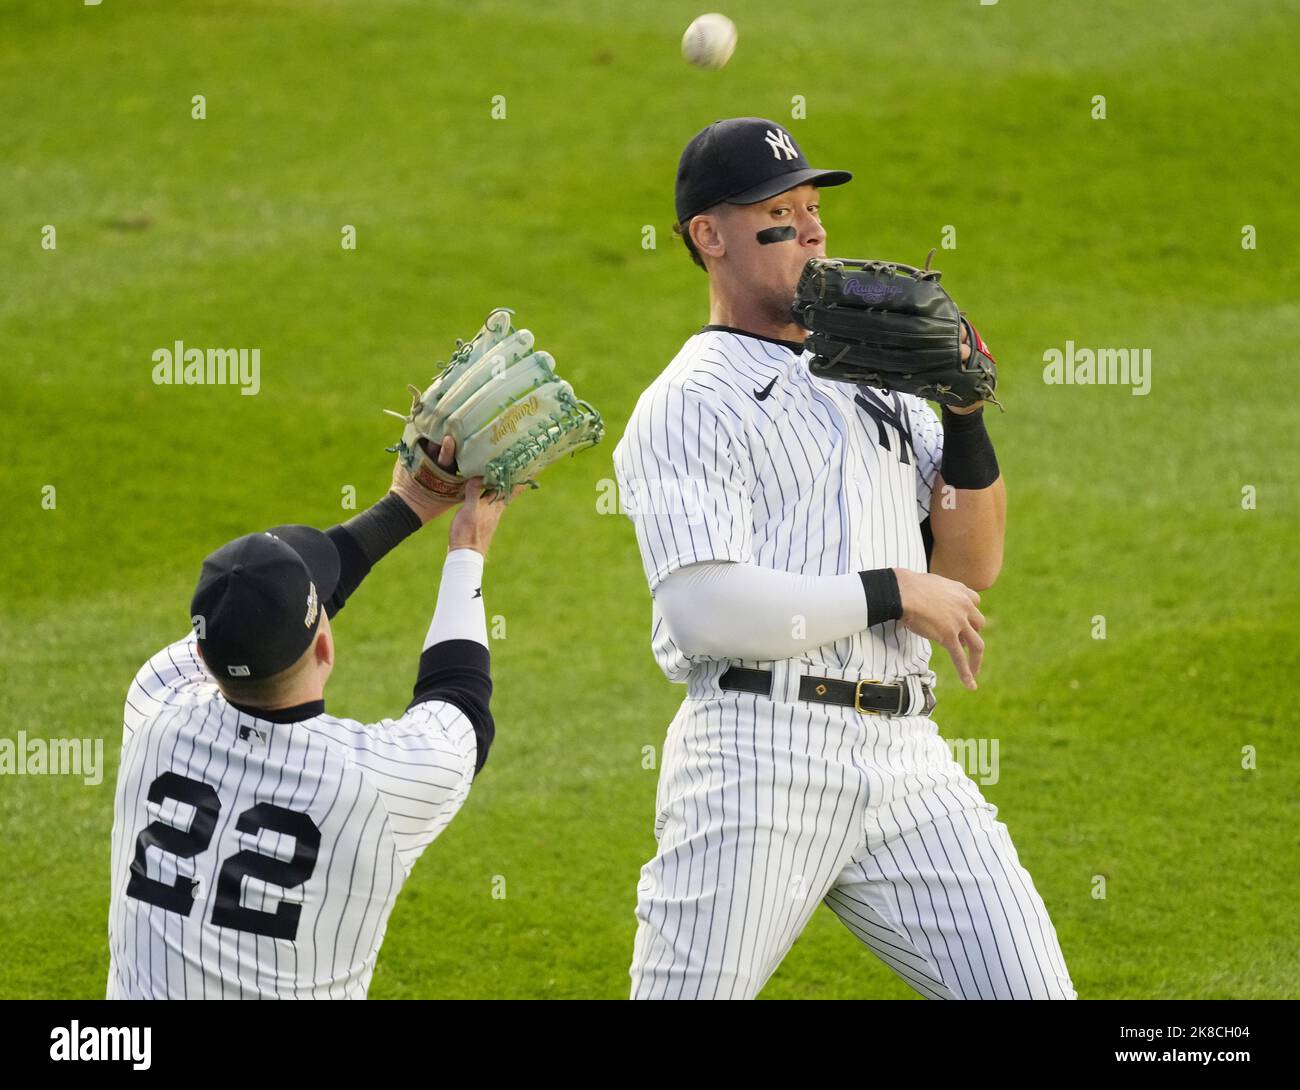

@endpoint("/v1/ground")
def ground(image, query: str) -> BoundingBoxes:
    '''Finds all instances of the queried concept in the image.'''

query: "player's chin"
[780,264,807,298]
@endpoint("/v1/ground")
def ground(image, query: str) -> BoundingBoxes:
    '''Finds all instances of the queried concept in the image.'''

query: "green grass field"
[2,0,1297,999]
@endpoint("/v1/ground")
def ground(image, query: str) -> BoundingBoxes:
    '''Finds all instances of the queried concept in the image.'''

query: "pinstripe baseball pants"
[629,690,1076,1000]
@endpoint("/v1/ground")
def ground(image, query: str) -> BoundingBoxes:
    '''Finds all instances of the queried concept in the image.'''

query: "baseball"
[681,13,737,70]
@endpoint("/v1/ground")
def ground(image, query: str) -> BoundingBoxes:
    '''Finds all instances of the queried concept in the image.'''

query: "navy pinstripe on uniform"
[108,634,476,999]
[613,329,1075,1000]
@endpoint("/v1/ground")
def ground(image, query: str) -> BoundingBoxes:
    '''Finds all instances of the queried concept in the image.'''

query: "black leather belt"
[719,666,935,717]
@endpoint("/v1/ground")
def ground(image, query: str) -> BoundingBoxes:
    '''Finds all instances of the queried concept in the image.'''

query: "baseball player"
[612,118,1076,1000]
[108,441,513,999]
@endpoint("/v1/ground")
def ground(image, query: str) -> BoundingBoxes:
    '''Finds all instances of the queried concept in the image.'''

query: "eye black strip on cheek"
[756,226,797,245]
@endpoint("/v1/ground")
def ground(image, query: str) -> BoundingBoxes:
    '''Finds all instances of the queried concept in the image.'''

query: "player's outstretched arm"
[307,481,519,879]
[321,435,460,617]
[408,478,520,776]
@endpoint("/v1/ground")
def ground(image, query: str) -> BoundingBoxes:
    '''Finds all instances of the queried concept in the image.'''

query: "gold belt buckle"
[854,679,884,715]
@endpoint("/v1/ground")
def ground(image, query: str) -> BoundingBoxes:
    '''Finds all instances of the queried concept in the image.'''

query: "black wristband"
[859,568,903,626]
[939,406,1000,490]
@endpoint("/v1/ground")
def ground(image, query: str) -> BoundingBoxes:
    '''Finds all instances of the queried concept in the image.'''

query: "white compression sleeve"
[424,548,488,650]
[655,560,870,661]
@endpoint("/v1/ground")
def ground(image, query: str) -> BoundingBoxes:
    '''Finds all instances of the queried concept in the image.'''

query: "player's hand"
[893,567,986,690]
[391,435,459,525]
[448,478,526,557]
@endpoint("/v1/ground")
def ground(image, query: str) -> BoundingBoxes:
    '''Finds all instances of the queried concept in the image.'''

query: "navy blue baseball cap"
[190,526,340,680]
[675,117,852,223]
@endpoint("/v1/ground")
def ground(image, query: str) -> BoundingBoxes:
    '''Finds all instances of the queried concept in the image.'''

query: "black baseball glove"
[791,254,1000,409]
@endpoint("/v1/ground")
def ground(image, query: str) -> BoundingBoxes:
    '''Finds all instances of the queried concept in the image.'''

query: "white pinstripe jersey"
[613,328,944,685]
[107,633,477,999]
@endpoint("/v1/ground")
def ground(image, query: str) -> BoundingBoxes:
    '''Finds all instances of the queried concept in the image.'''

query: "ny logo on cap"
[764,128,798,161]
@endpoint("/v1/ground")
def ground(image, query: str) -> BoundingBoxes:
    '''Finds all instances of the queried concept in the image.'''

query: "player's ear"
[313,625,334,669]
[690,213,725,261]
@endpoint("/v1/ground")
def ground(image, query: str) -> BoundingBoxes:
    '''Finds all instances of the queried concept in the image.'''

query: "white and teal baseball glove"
[386,308,604,500]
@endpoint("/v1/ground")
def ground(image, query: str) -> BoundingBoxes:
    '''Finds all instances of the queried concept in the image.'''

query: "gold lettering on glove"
[489,396,540,444]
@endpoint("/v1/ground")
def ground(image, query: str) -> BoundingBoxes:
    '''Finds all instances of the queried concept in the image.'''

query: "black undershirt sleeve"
[323,493,422,617]
[323,524,370,618]
[409,639,495,776]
